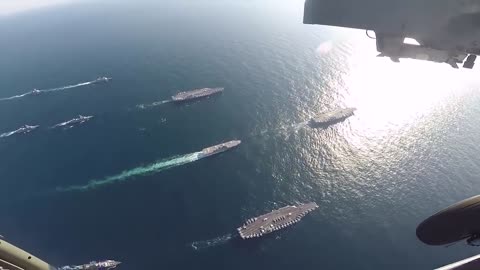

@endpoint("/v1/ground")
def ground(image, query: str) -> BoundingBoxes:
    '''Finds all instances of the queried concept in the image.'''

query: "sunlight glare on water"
[333,37,480,145]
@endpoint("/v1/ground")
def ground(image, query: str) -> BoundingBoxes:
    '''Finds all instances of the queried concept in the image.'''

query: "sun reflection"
[340,37,478,141]
[0,0,74,17]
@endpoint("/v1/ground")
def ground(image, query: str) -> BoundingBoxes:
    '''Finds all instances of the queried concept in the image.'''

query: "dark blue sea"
[1,0,480,269]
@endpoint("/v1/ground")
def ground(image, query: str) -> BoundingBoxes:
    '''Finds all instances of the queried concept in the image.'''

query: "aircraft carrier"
[198,140,241,159]
[171,87,224,102]
[237,202,318,239]
[309,108,356,127]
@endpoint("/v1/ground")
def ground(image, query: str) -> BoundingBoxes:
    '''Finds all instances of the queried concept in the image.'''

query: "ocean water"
[1,0,480,269]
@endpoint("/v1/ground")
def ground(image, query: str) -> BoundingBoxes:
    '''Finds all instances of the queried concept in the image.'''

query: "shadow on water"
[171,93,224,107]
[190,227,296,252]
[0,79,102,102]
[229,233,276,250]
[307,117,352,129]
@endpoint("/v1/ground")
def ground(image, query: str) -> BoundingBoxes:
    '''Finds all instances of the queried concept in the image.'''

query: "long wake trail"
[0,93,30,101]
[251,120,309,140]
[56,152,201,192]
[136,99,172,109]
[190,233,235,251]
[0,131,16,138]
[0,80,98,101]
[42,81,95,93]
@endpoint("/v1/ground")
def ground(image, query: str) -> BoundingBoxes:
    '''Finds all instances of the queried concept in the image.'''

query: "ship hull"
[309,115,351,127]
[197,140,241,159]
[309,108,356,127]
[197,150,227,159]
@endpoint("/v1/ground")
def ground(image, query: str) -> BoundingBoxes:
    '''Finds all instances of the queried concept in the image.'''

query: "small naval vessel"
[52,115,93,129]
[29,89,42,96]
[237,202,318,239]
[58,260,121,270]
[198,140,241,159]
[92,77,112,84]
[171,87,224,102]
[309,107,356,127]
[18,125,40,134]
[0,125,39,138]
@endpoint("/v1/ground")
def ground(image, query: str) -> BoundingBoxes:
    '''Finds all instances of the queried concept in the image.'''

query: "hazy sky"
[0,0,73,16]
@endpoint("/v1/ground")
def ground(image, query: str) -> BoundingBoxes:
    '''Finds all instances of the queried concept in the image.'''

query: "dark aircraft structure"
[417,195,480,269]
[0,237,120,270]
[304,0,480,68]
[416,195,480,246]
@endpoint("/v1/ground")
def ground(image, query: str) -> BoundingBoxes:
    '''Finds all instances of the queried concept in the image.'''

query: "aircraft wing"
[436,254,480,270]
[304,0,480,68]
